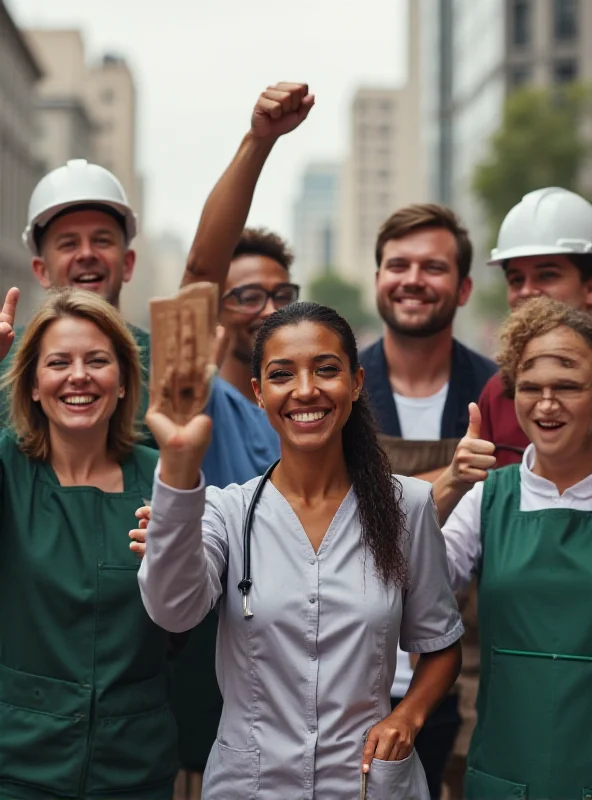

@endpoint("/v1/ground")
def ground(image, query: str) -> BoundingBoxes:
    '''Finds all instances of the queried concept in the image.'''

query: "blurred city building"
[24,28,157,328]
[338,0,426,308]
[0,0,44,321]
[292,162,341,291]
[420,0,592,343]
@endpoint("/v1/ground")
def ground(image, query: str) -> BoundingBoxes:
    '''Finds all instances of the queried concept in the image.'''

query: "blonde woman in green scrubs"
[0,287,177,800]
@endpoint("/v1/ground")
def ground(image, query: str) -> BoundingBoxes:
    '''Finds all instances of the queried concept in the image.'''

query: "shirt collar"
[520,443,592,499]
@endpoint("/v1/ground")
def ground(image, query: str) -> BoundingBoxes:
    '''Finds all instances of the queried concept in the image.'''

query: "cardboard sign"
[149,282,218,424]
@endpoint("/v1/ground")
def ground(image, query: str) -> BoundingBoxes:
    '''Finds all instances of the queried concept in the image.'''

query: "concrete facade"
[0,1,44,320]
[338,0,426,308]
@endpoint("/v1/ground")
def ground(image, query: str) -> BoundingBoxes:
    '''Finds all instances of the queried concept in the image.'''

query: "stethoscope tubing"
[238,459,280,618]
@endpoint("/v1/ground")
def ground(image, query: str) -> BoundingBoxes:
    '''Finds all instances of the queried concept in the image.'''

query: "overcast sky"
[7,0,407,251]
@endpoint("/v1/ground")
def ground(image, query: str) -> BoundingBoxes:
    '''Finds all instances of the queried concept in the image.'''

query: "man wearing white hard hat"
[432,186,592,523]
[1,81,312,462]
[23,158,138,306]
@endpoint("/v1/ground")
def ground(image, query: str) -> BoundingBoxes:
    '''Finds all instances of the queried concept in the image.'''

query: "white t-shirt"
[393,383,449,440]
[391,644,415,699]
[390,382,449,698]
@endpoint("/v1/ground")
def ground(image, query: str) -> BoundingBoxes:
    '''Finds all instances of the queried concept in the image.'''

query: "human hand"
[0,288,19,362]
[448,403,496,489]
[250,82,314,140]
[148,283,217,488]
[129,505,151,558]
[361,708,420,773]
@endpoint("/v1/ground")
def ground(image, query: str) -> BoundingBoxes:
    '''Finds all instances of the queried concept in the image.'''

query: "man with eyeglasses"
[219,228,299,402]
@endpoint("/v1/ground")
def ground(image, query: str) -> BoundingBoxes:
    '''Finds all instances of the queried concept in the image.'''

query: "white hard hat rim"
[23,198,138,255]
[488,243,590,265]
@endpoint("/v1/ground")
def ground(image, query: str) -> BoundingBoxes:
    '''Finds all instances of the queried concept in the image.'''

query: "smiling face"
[515,327,592,468]
[220,254,295,363]
[252,321,363,453]
[32,316,124,440]
[32,209,135,307]
[375,228,472,337]
[504,255,592,311]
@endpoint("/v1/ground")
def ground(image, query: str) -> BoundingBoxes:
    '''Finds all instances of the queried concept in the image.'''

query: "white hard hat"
[489,187,592,265]
[23,159,138,254]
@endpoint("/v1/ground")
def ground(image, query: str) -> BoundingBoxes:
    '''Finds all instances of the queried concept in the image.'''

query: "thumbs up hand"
[449,403,496,489]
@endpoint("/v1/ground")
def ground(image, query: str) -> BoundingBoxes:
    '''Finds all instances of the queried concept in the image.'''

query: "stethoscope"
[238,459,280,618]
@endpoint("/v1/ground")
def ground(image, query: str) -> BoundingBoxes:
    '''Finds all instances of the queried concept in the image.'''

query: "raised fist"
[250,82,315,140]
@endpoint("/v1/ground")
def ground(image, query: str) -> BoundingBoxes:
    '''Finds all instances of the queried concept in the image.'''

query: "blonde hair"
[2,288,141,460]
[497,296,592,396]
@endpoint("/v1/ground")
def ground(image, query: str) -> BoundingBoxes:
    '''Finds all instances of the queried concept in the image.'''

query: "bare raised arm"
[181,82,314,296]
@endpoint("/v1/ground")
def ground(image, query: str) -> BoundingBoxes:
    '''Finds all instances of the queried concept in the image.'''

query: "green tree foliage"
[473,83,592,249]
[307,272,376,333]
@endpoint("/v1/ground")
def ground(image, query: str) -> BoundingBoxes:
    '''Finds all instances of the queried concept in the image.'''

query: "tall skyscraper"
[338,0,426,307]
[292,162,341,290]
[0,1,44,319]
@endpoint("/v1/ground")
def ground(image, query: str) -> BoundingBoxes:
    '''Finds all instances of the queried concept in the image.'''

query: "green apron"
[0,434,177,800]
[465,465,592,799]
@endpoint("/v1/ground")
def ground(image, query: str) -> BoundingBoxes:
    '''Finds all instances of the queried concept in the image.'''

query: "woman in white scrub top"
[138,302,463,800]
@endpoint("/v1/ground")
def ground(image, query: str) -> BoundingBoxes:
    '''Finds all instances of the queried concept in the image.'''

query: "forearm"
[138,473,220,632]
[432,465,470,525]
[393,641,462,729]
[182,133,275,293]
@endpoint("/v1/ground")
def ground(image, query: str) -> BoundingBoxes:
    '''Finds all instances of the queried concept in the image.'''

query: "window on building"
[554,0,578,42]
[554,59,578,83]
[512,0,531,46]
[509,65,531,88]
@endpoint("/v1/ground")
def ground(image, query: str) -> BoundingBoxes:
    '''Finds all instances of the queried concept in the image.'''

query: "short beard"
[379,299,459,339]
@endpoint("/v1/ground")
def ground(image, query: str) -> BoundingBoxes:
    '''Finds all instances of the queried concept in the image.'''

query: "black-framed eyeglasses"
[221,283,300,315]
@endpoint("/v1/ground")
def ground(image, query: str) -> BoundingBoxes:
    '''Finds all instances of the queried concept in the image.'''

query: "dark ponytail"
[253,302,408,587]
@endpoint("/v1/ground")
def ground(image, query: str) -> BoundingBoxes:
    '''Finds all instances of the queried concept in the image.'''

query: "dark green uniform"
[465,465,592,799]
[0,432,177,800]
[0,324,156,449]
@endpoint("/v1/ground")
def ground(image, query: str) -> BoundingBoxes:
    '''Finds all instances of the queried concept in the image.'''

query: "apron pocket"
[366,750,430,800]
[86,674,178,793]
[477,649,553,774]
[0,663,89,796]
[203,740,260,800]
[465,767,527,799]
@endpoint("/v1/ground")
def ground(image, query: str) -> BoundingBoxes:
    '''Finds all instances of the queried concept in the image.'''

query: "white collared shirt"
[443,444,592,594]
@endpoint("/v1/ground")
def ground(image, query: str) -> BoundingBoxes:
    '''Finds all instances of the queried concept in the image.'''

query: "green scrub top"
[465,465,592,799]
[0,432,177,800]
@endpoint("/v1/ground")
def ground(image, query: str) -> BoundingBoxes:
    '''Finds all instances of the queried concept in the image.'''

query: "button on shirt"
[139,473,462,799]
[443,444,592,594]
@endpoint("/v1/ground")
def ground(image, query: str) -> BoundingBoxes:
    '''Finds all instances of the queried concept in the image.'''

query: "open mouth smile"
[73,273,105,287]
[60,394,99,408]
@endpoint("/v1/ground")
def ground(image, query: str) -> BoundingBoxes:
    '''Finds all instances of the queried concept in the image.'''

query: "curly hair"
[252,302,408,587]
[233,227,294,271]
[375,203,473,280]
[497,296,592,396]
